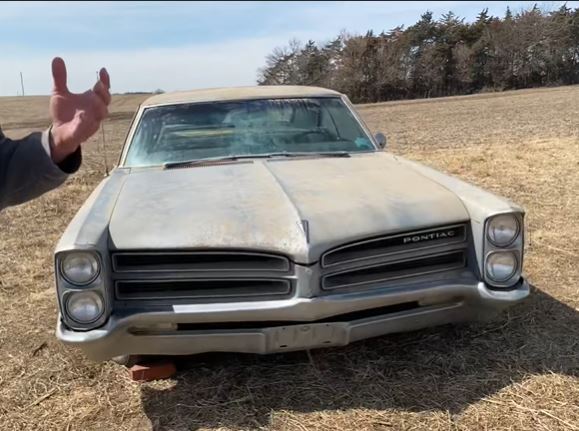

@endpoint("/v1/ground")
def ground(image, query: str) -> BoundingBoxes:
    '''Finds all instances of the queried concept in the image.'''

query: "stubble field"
[0,85,578,430]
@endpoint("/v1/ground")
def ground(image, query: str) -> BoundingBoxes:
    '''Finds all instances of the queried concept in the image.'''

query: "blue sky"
[0,1,576,96]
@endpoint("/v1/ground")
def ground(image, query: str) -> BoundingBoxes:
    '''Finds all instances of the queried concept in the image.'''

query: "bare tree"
[257,4,579,102]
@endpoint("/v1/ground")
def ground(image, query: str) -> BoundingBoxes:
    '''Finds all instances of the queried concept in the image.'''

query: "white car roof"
[141,86,342,107]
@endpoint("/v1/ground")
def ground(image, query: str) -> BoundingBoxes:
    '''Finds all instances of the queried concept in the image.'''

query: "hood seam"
[259,160,310,256]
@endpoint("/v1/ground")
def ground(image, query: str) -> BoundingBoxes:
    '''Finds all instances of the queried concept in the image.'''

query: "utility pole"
[19,72,24,96]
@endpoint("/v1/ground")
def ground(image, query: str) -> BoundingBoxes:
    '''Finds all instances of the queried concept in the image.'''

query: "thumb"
[99,67,110,90]
[51,57,68,93]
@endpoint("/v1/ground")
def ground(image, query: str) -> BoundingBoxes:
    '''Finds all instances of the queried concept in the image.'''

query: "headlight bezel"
[59,251,101,286]
[55,249,109,331]
[483,212,524,289]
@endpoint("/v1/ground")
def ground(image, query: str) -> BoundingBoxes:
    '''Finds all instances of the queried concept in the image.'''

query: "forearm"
[0,129,81,210]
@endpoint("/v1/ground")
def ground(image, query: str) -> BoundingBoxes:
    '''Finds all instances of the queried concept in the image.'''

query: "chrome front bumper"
[57,278,529,361]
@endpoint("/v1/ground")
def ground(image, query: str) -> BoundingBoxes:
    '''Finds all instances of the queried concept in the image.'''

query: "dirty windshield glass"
[124,97,375,167]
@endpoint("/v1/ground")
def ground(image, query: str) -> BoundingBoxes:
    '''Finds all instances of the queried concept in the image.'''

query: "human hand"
[49,57,111,163]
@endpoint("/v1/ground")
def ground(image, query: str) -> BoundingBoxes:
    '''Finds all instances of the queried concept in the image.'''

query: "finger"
[92,94,109,121]
[51,57,68,93]
[93,80,111,105]
[99,67,110,90]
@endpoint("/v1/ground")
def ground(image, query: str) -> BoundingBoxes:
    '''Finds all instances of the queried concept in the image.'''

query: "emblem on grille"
[403,230,457,244]
[322,224,466,267]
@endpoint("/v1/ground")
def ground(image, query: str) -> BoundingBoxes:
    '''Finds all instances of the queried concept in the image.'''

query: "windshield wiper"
[163,155,253,169]
[256,151,351,159]
[163,151,350,169]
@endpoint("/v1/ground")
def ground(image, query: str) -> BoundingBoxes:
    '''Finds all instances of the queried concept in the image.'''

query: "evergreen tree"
[258,4,579,102]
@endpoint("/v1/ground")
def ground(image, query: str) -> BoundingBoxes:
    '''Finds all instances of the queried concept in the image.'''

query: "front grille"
[112,251,290,272]
[116,278,291,300]
[112,251,292,302]
[322,251,466,290]
[322,224,467,267]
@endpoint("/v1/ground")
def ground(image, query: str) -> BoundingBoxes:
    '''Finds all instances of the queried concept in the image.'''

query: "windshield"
[123,97,376,167]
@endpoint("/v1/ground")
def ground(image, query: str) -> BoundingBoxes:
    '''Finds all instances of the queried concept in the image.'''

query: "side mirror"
[375,132,387,149]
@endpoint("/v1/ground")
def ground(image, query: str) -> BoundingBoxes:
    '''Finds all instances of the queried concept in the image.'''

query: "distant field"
[0,86,577,431]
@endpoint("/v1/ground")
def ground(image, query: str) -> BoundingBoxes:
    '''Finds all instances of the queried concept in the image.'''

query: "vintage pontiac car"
[55,86,529,363]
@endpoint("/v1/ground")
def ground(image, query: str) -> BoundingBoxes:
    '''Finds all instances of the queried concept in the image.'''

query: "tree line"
[257,5,579,103]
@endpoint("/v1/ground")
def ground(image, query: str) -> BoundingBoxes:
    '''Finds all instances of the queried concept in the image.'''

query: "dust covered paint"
[54,86,529,362]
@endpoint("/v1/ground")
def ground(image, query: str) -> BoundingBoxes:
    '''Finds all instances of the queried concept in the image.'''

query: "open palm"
[49,57,111,163]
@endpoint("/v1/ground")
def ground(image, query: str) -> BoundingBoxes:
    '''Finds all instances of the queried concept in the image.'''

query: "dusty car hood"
[108,153,468,262]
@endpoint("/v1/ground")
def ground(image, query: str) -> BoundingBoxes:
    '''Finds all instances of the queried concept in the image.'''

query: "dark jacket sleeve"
[0,128,82,210]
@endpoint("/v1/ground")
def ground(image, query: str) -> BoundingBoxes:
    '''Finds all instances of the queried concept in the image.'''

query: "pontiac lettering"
[403,230,457,244]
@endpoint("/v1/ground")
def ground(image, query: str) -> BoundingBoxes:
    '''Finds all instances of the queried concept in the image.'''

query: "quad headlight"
[485,251,518,282]
[65,291,104,324]
[61,252,100,285]
[487,213,520,247]
[56,251,108,329]
[484,213,524,288]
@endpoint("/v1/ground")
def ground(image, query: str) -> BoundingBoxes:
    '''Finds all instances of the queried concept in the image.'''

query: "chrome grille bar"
[322,251,466,290]
[112,251,290,273]
[116,278,292,301]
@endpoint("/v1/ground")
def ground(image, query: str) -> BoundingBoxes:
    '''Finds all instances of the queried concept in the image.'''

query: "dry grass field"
[0,86,578,431]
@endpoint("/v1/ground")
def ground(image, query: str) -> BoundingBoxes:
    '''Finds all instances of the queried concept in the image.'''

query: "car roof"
[141,86,342,107]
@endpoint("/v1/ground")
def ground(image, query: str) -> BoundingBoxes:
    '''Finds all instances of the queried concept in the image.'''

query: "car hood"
[108,153,468,262]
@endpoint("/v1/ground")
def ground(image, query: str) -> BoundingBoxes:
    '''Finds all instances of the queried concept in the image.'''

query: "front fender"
[395,156,525,275]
